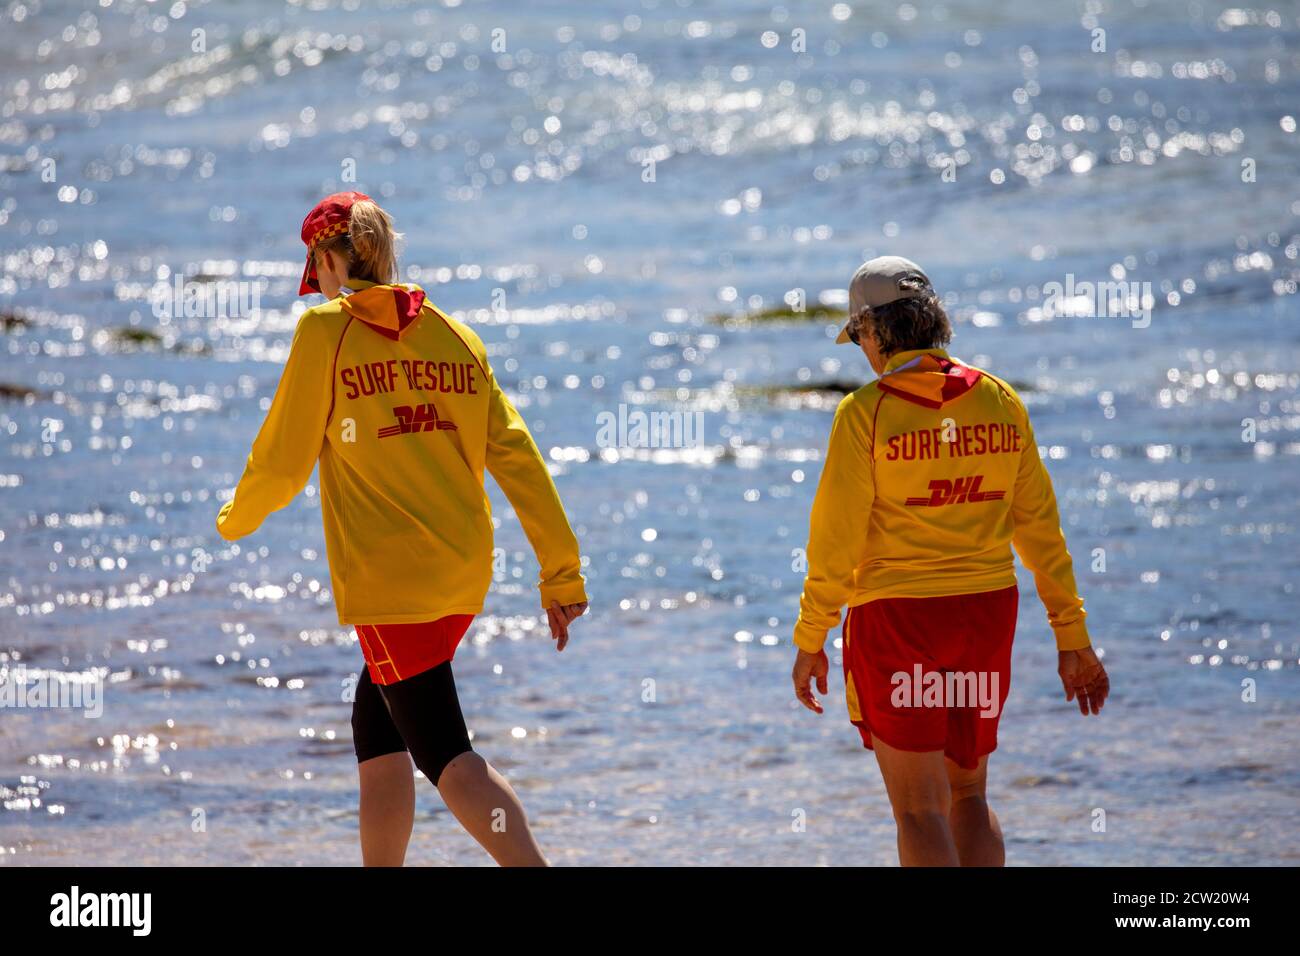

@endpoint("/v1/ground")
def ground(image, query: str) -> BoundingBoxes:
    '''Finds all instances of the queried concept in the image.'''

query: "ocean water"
[1,0,1298,866]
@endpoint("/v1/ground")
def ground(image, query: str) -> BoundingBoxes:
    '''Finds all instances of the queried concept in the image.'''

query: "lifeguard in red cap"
[218,192,590,865]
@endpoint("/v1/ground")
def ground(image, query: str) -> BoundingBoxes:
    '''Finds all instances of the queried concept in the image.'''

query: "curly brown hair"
[852,292,952,355]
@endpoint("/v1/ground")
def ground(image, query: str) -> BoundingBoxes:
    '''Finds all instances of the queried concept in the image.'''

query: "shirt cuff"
[215,504,244,541]
[793,620,829,654]
[1052,618,1092,651]
[539,578,588,609]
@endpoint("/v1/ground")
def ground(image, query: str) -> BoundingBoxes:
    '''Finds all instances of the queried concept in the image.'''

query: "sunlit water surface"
[1,0,1298,865]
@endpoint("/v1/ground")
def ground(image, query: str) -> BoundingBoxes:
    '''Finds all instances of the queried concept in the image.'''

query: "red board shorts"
[354,615,474,686]
[841,585,1018,771]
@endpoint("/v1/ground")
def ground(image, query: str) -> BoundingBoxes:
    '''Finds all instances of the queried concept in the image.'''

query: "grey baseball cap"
[836,255,934,344]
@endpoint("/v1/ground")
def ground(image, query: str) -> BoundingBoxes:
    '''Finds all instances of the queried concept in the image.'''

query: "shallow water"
[2,0,1298,865]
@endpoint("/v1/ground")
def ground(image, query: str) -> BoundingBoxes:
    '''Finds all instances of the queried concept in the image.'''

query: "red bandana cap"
[298,191,373,296]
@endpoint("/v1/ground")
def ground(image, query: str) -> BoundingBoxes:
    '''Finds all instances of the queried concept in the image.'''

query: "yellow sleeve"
[216,315,332,541]
[483,365,588,609]
[1009,407,1092,651]
[793,393,876,653]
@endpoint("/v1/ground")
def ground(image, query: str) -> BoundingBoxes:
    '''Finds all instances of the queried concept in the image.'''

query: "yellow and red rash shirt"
[794,347,1091,653]
[216,279,587,624]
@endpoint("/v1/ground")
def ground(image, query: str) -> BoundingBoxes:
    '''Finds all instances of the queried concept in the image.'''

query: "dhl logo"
[905,475,1005,507]
[377,403,459,438]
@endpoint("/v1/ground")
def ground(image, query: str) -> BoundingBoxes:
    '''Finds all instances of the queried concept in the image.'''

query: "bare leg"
[870,734,960,866]
[945,755,1005,867]
[435,752,548,866]
[358,752,415,866]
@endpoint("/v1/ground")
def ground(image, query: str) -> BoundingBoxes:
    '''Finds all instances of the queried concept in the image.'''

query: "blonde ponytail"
[317,200,402,285]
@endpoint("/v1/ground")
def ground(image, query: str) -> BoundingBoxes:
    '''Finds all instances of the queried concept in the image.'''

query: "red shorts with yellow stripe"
[354,615,474,686]
[841,585,1017,771]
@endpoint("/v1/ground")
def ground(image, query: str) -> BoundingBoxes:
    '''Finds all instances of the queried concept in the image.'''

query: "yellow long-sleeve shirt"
[216,280,587,623]
[794,348,1091,653]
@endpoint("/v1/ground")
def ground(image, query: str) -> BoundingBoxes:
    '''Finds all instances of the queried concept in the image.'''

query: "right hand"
[792,649,829,714]
[1058,647,1110,715]
[546,600,588,652]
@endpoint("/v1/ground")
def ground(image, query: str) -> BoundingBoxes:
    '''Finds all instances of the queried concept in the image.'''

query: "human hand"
[546,600,588,651]
[1058,647,1109,715]
[792,649,829,714]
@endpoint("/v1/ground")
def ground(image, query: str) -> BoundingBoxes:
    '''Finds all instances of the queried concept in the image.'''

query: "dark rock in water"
[172,338,212,356]
[104,326,210,354]
[1010,773,1073,788]
[752,374,1032,403]
[784,380,861,395]
[110,326,164,347]
[712,304,847,325]
[1182,762,1273,786]
[0,382,42,401]
[1,311,31,331]
[744,380,862,398]
[797,376,1036,395]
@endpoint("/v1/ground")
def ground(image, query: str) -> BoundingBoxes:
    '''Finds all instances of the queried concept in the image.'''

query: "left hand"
[546,600,588,651]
